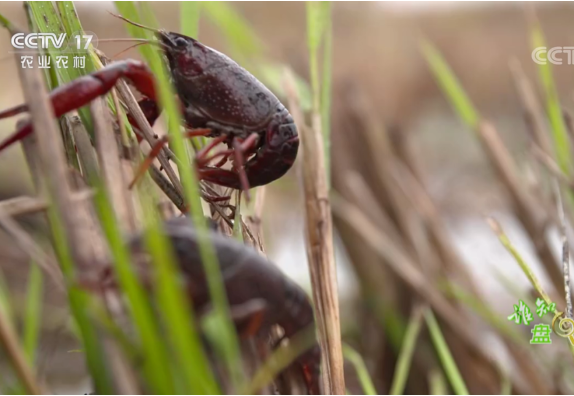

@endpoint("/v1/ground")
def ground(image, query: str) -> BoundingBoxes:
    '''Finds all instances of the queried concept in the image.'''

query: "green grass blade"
[180,2,205,148]
[91,178,176,394]
[531,23,572,174]
[56,1,133,138]
[390,306,426,395]
[180,1,201,38]
[59,1,132,140]
[320,5,332,181]
[137,178,219,394]
[258,63,313,111]
[56,1,97,75]
[23,263,43,366]
[244,326,316,394]
[420,40,480,130]
[428,368,448,395]
[0,12,12,29]
[499,368,511,395]
[201,2,263,65]
[487,217,553,305]
[24,2,80,170]
[306,1,328,113]
[22,6,58,91]
[133,5,242,389]
[425,310,468,395]
[20,5,112,391]
[27,2,94,130]
[307,1,332,179]
[365,292,406,350]
[46,204,114,394]
[115,2,242,390]
[0,270,14,332]
[444,282,524,344]
[132,4,243,387]
[342,344,376,395]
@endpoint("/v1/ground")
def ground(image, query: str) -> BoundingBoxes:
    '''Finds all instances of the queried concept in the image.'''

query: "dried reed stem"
[332,193,531,394]
[478,121,563,296]
[0,207,64,290]
[113,75,184,197]
[244,187,266,253]
[16,56,109,275]
[555,181,573,317]
[392,162,548,393]
[64,115,99,181]
[92,97,137,232]
[509,59,553,155]
[532,144,574,190]
[90,80,143,396]
[0,191,93,217]
[348,92,424,265]
[284,70,345,394]
[0,297,42,394]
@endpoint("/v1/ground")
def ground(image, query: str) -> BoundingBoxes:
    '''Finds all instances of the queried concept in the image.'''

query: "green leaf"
[343,344,376,395]
[390,306,426,395]
[91,176,175,394]
[202,2,263,64]
[421,40,480,130]
[180,2,201,38]
[425,311,468,395]
[531,23,572,175]
[23,264,43,366]
[115,2,240,391]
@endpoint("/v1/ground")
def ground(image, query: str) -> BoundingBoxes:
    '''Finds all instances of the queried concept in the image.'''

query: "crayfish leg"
[0,123,32,151]
[0,103,28,120]
[195,135,228,166]
[232,133,259,201]
[229,299,268,338]
[128,128,211,189]
[0,59,157,152]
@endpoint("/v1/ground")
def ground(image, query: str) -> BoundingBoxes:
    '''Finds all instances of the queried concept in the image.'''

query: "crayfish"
[0,15,299,193]
[97,217,321,394]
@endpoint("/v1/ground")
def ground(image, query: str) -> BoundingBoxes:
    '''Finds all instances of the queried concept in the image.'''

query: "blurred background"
[0,1,573,394]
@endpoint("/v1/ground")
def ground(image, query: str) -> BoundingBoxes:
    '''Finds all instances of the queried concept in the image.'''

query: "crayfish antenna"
[108,12,163,34]
[111,42,150,59]
[98,38,169,61]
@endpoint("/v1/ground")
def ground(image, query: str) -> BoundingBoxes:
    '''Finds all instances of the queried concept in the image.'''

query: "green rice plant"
[390,306,427,395]
[306,1,332,179]
[342,344,376,395]
[202,2,263,65]
[420,40,479,130]
[424,310,468,395]
[181,2,201,38]
[46,203,114,394]
[27,2,94,130]
[530,22,572,175]
[91,179,176,394]
[115,1,243,389]
[23,263,42,366]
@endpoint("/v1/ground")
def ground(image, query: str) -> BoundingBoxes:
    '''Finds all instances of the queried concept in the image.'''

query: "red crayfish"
[0,16,299,192]
[99,217,321,394]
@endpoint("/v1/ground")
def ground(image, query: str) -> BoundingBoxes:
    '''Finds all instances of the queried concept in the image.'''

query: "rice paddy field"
[0,1,573,394]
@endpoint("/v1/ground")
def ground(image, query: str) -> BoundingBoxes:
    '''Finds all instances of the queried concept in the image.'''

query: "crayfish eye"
[174,37,188,48]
